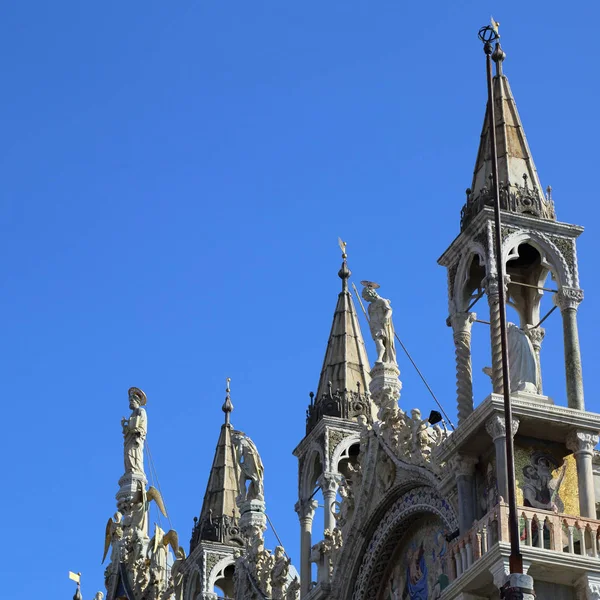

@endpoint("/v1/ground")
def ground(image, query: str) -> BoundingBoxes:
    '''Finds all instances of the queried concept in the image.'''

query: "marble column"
[556,287,585,410]
[451,454,478,533]
[485,276,509,394]
[448,312,477,424]
[567,430,599,519]
[295,499,318,596]
[485,414,519,502]
[318,472,342,533]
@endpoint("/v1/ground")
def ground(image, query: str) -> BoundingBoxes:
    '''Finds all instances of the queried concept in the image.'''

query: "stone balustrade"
[446,502,600,582]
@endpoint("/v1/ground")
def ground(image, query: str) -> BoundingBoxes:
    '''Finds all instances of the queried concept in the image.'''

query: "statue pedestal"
[511,390,554,406]
[116,471,147,513]
[238,499,267,539]
[369,362,401,412]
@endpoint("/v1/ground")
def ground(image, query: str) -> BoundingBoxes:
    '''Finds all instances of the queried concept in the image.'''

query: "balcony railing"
[446,502,600,581]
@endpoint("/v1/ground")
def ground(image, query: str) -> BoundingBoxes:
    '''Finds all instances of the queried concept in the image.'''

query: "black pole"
[480,29,523,574]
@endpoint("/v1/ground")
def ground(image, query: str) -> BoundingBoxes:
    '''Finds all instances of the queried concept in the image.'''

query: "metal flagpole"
[477,20,523,578]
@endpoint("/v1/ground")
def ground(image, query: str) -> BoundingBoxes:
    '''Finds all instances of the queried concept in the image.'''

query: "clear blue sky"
[2,2,599,598]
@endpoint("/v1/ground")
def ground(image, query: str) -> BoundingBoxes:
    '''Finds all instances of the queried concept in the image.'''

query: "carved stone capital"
[576,573,600,600]
[524,325,545,348]
[295,499,318,522]
[567,430,599,457]
[450,454,478,478]
[485,414,519,441]
[318,472,343,494]
[447,311,476,333]
[555,287,584,311]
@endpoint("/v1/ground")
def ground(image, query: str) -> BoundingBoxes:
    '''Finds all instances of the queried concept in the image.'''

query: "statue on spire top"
[361,282,397,365]
[121,387,147,474]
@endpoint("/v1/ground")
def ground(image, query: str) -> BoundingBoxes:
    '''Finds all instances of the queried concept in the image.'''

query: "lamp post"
[477,22,535,599]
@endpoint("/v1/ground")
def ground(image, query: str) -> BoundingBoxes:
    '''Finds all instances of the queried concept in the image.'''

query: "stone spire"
[461,44,556,229]
[306,245,372,432]
[190,381,242,551]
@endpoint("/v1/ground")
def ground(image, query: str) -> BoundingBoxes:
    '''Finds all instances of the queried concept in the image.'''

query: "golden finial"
[338,237,347,259]
[490,16,500,34]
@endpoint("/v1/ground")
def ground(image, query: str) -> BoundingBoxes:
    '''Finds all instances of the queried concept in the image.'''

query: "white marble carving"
[361,285,397,364]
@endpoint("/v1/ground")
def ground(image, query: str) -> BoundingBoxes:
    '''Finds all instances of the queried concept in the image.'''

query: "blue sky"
[2,2,599,598]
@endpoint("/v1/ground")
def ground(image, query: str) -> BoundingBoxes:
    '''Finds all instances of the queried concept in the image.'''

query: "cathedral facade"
[89,39,600,600]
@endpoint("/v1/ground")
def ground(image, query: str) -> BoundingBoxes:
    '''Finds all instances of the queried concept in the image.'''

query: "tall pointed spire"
[461,43,556,229]
[190,380,243,551]
[306,242,372,433]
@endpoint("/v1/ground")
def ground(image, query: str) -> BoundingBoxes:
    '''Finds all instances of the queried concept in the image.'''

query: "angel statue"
[120,480,167,537]
[93,594,104,600]
[102,512,124,564]
[121,387,148,474]
[361,282,397,364]
[232,431,265,502]
[170,546,187,600]
[148,525,180,585]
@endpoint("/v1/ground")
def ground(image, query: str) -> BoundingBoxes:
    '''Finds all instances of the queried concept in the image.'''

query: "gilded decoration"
[381,515,449,600]
[514,441,578,515]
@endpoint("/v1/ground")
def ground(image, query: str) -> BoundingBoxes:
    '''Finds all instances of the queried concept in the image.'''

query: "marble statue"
[271,546,290,600]
[170,547,187,600]
[102,512,123,564]
[507,322,538,393]
[93,593,104,600]
[286,577,301,600]
[121,387,148,474]
[361,284,397,364]
[233,431,265,502]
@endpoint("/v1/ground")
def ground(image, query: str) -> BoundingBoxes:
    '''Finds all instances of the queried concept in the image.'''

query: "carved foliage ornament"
[555,287,584,311]
[485,414,520,441]
[566,430,599,456]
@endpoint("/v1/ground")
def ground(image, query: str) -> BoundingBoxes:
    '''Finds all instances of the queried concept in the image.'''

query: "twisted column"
[555,287,585,410]
[485,276,509,394]
[448,312,477,423]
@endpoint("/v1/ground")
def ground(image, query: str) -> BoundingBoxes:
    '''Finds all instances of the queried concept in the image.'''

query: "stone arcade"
[82,39,600,600]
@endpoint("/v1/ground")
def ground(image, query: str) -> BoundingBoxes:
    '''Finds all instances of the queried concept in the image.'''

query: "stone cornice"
[293,416,361,458]
[438,207,584,267]
[435,394,600,464]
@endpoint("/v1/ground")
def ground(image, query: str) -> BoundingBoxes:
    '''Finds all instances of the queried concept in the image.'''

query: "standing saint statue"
[506,323,538,393]
[361,283,397,364]
[121,387,148,474]
[232,431,265,502]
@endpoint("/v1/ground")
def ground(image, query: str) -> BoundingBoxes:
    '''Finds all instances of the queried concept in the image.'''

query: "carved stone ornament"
[351,486,458,600]
[447,311,477,332]
[450,454,478,478]
[328,429,348,460]
[555,287,584,311]
[485,414,520,441]
[294,499,318,523]
[319,472,343,493]
[567,430,599,456]
[576,574,600,600]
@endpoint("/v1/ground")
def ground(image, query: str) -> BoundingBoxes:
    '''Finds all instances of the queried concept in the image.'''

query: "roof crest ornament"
[338,237,350,289]
[222,377,234,424]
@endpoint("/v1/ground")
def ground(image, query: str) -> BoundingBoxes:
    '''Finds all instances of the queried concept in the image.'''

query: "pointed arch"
[349,486,458,600]
[502,230,573,288]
